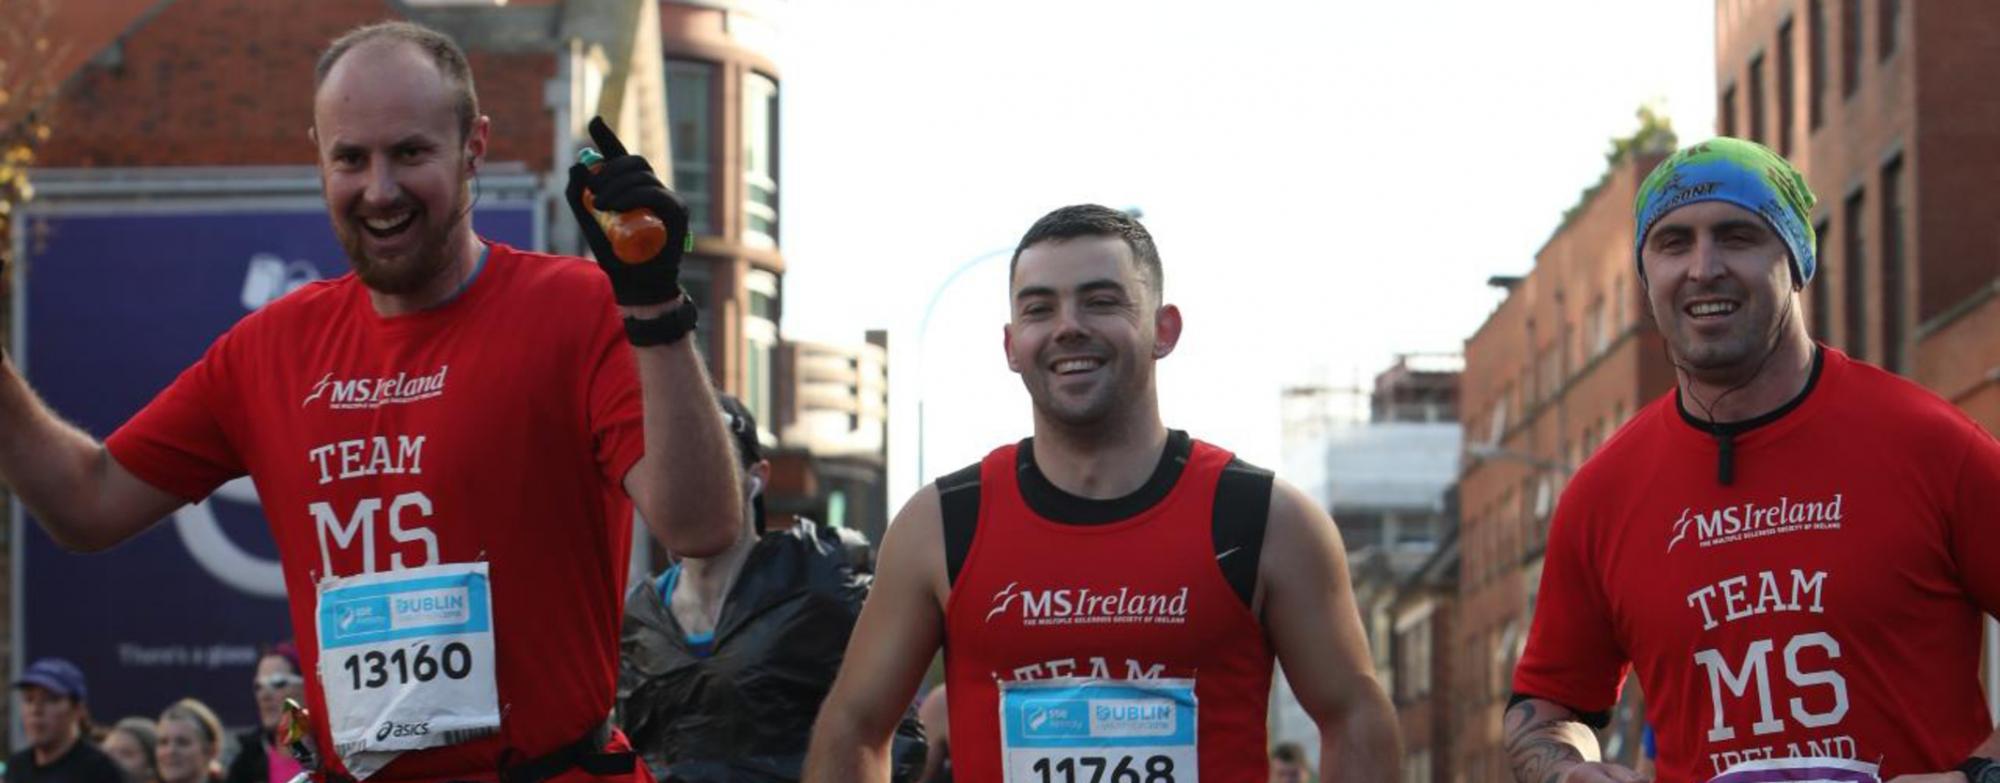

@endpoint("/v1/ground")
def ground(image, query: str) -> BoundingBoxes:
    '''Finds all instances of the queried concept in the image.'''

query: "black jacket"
[618,521,925,782]
[222,729,268,783]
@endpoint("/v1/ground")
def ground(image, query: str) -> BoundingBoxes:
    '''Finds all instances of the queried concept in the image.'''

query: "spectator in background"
[618,395,924,782]
[99,718,158,783]
[224,643,305,783]
[7,658,122,783]
[1269,741,1310,783]
[156,700,224,783]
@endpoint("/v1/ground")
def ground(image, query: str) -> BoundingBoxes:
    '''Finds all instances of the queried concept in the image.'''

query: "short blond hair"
[157,698,223,754]
[314,20,480,141]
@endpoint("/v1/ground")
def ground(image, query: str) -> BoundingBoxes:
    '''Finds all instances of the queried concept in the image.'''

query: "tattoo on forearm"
[1503,699,1590,783]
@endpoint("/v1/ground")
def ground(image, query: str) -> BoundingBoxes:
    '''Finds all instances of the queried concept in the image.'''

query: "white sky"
[774,1,1717,508]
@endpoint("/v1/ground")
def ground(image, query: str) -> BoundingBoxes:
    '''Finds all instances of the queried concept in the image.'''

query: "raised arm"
[806,486,948,782]
[1258,479,1402,780]
[0,357,184,551]
[617,319,742,558]
[563,116,741,557]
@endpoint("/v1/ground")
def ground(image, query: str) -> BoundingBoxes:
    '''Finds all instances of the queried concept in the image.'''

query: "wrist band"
[624,291,698,347]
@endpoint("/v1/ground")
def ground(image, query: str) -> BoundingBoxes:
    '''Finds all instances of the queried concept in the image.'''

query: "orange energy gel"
[578,148,669,264]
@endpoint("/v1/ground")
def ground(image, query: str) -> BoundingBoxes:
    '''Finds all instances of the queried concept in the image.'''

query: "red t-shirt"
[944,436,1275,783]
[106,242,647,783]
[1515,347,2000,781]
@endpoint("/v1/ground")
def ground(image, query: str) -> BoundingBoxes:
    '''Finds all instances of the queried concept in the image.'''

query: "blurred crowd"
[5,645,305,783]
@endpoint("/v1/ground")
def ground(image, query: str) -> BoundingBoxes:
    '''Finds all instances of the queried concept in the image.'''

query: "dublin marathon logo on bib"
[1000,678,1196,783]
[315,563,500,779]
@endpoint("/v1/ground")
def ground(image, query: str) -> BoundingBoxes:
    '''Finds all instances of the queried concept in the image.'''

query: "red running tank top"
[942,435,1274,783]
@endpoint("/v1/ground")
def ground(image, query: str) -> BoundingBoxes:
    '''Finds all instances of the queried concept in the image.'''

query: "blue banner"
[14,203,535,729]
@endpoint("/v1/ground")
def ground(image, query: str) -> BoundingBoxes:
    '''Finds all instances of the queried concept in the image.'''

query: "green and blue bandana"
[1633,136,1818,285]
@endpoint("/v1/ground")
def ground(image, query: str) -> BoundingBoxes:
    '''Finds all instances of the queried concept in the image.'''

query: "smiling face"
[1004,235,1180,430]
[312,39,487,296]
[154,716,215,783]
[1641,200,1798,376]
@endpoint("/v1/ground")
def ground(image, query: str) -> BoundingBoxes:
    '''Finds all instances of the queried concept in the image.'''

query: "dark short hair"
[1009,204,1162,303]
[1270,741,1306,764]
[314,21,480,141]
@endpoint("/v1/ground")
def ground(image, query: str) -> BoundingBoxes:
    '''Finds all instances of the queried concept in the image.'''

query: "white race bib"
[1709,756,1881,783]
[315,563,501,778]
[998,678,1197,783]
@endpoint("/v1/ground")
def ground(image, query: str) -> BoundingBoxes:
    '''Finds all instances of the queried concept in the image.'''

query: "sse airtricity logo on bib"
[1000,679,1197,783]
[315,563,500,777]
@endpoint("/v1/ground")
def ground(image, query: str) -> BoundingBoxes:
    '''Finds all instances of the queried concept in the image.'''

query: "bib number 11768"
[1029,754,1176,783]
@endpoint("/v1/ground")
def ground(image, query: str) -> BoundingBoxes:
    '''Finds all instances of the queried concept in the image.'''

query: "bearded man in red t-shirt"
[0,20,743,783]
[1506,138,2000,783]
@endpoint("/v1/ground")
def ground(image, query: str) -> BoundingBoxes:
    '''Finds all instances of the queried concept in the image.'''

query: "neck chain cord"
[1664,291,1798,486]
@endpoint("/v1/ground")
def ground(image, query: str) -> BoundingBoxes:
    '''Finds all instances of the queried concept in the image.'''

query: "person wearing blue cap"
[1505,137,2000,783]
[9,658,123,783]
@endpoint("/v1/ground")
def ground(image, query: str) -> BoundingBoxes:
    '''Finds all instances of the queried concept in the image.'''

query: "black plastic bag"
[619,521,926,782]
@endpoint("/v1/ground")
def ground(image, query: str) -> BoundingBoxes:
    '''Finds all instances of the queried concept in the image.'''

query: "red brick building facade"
[1453,148,1674,781]
[1716,0,2000,427]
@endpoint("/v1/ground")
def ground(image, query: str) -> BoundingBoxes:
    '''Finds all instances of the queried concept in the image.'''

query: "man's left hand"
[563,116,689,306]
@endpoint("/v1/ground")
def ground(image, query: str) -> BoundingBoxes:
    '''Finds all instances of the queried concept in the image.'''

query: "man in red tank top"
[806,205,1400,782]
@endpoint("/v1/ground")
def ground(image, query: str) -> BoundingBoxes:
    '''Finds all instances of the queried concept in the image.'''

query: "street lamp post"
[914,245,1012,487]
[911,207,1143,487]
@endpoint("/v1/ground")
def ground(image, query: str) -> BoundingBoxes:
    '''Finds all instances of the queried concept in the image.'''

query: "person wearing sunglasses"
[225,642,306,783]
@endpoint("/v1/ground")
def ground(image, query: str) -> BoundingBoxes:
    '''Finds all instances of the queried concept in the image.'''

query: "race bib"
[999,678,1197,783]
[1709,756,1881,783]
[315,563,501,775]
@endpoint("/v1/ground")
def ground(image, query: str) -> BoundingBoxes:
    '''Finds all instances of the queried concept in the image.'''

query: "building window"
[1747,53,1766,145]
[742,72,780,245]
[1719,84,1738,138]
[1612,274,1626,336]
[1777,20,1795,155]
[1395,616,1433,702]
[682,262,716,373]
[1841,0,1862,98]
[1879,0,1900,60]
[826,490,848,529]
[665,60,715,234]
[1587,297,1609,357]
[1810,0,1828,129]
[1811,219,1832,340]
[1843,189,1868,361]
[1403,751,1432,783]
[1880,156,1905,373]
[743,269,780,434]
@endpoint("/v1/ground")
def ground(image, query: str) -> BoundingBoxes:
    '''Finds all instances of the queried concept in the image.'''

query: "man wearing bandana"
[1506,137,2000,783]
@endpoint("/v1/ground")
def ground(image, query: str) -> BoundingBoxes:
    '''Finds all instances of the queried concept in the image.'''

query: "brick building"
[1715,0,2000,429]
[1453,144,1674,781]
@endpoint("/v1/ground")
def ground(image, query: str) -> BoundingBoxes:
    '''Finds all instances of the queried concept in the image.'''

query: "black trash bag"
[619,520,926,782]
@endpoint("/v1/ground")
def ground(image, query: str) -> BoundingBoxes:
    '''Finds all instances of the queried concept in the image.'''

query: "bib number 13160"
[338,642,475,691]
[1029,754,1176,783]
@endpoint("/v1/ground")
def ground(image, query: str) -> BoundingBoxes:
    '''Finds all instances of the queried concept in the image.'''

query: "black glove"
[565,116,690,306]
